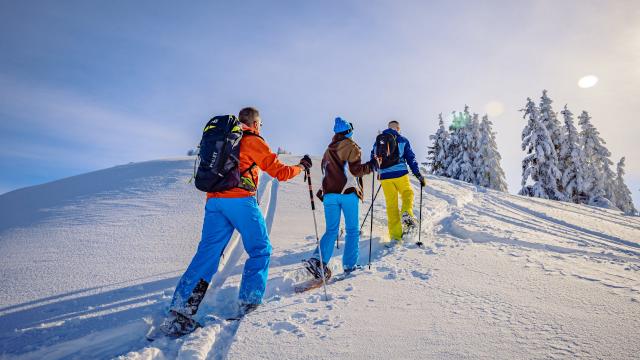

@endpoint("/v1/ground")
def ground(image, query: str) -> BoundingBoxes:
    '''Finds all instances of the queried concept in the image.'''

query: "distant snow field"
[0,157,638,359]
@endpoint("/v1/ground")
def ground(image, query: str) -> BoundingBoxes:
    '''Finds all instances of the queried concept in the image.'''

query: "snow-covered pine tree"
[614,157,638,215]
[538,90,566,192]
[603,162,618,207]
[519,98,564,200]
[578,110,613,206]
[426,113,450,176]
[474,114,507,191]
[559,105,586,203]
[456,110,479,184]
[539,90,565,154]
[446,110,465,179]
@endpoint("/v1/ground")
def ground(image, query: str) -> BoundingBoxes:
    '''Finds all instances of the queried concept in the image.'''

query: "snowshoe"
[385,238,402,248]
[159,310,202,338]
[401,211,417,229]
[343,264,364,275]
[302,258,332,280]
[240,302,260,316]
[401,212,418,241]
[226,302,260,321]
[294,278,326,293]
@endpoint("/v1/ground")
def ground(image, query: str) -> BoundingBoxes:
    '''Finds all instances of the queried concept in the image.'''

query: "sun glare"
[485,101,505,117]
[578,75,599,88]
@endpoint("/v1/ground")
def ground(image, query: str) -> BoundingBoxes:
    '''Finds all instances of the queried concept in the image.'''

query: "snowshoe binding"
[401,211,418,240]
[343,264,364,276]
[385,238,402,248]
[302,258,332,281]
[226,302,260,321]
[401,211,417,229]
[240,302,260,316]
[159,310,202,338]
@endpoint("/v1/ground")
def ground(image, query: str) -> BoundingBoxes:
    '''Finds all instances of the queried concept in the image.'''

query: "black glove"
[367,159,378,171]
[417,175,426,187]
[299,155,312,170]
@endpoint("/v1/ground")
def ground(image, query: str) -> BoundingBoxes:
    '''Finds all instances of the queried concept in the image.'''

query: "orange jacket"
[207,124,302,199]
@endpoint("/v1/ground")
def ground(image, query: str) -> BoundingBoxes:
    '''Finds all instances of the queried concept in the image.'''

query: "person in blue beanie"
[303,117,376,279]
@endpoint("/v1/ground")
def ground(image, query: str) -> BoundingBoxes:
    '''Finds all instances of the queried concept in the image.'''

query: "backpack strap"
[238,162,258,191]
[237,130,263,191]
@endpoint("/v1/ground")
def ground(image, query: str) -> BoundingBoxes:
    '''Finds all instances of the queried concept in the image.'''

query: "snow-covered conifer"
[456,111,479,184]
[559,105,586,203]
[539,91,565,154]
[446,110,465,179]
[614,157,638,215]
[474,115,507,191]
[578,110,611,205]
[427,113,450,176]
[519,98,563,200]
[539,90,565,192]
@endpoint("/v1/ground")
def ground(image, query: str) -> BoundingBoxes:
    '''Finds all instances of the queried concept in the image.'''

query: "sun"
[485,101,505,117]
[578,75,599,88]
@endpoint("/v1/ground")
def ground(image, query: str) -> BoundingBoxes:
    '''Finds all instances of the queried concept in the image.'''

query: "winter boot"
[343,264,364,275]
[159,310,201,337]
[302,258,332,280]
[239,302,260,316]
[385,238,402,248]
[401,211,417,229]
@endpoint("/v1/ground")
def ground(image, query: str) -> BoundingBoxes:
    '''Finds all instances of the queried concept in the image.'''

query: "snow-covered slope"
[0,156,638,359]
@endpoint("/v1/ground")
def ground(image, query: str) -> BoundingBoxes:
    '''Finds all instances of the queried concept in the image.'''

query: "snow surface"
[0,156,639,359]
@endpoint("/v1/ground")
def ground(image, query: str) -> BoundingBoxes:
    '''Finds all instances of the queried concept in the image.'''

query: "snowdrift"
[0,156,638,359]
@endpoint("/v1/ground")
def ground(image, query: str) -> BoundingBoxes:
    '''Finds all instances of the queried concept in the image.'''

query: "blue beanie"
[333,117,353,137]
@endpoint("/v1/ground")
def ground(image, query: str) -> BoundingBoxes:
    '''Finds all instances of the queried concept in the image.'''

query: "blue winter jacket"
[371,129,421,180]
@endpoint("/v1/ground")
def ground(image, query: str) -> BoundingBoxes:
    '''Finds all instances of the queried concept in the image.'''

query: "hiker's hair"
[388,120,400,129]
[239,107,260,125]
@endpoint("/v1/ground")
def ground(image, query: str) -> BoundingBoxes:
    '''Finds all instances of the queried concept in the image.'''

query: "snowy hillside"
[0,156,639,359]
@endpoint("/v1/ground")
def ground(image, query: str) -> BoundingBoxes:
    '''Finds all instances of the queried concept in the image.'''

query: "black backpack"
[374,132,400,169]
[194,115,244,193]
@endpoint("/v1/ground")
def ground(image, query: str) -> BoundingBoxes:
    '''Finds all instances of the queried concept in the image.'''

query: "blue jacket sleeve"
[402,138,422,178]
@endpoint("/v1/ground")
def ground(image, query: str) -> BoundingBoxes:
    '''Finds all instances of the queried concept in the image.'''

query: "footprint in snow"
[313,318,330,326]
[423,247,436,255]
[290,312,308,321]
[411,270,432,281]
[270,321,305,337]
[385,272,397,280]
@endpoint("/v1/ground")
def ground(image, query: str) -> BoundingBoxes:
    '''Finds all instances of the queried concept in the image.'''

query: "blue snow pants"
[170,196,271,315]
[313,193,360,269]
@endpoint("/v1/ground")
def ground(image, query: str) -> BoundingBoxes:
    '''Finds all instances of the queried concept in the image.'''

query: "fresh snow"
[0,156,639,359]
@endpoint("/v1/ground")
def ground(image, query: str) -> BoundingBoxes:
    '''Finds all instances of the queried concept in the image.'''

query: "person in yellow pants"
[371,121,426,243]
[380,174,416,241]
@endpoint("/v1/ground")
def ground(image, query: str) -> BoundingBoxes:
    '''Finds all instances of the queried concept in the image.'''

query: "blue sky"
[1,0,639,206]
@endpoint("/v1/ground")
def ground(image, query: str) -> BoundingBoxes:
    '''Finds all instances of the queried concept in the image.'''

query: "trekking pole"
[416,183,424,247]
[359,184,382,233]
[304,169,329,301]
[368,172,375,269]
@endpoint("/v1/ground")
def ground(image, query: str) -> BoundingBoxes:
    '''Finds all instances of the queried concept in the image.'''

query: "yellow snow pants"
[380,174,415,241]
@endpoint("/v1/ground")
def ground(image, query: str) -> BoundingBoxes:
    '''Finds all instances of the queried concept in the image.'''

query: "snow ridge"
[0,157,638,359]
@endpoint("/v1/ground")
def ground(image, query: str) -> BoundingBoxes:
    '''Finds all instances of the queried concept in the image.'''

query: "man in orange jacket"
[162,107,310,336]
